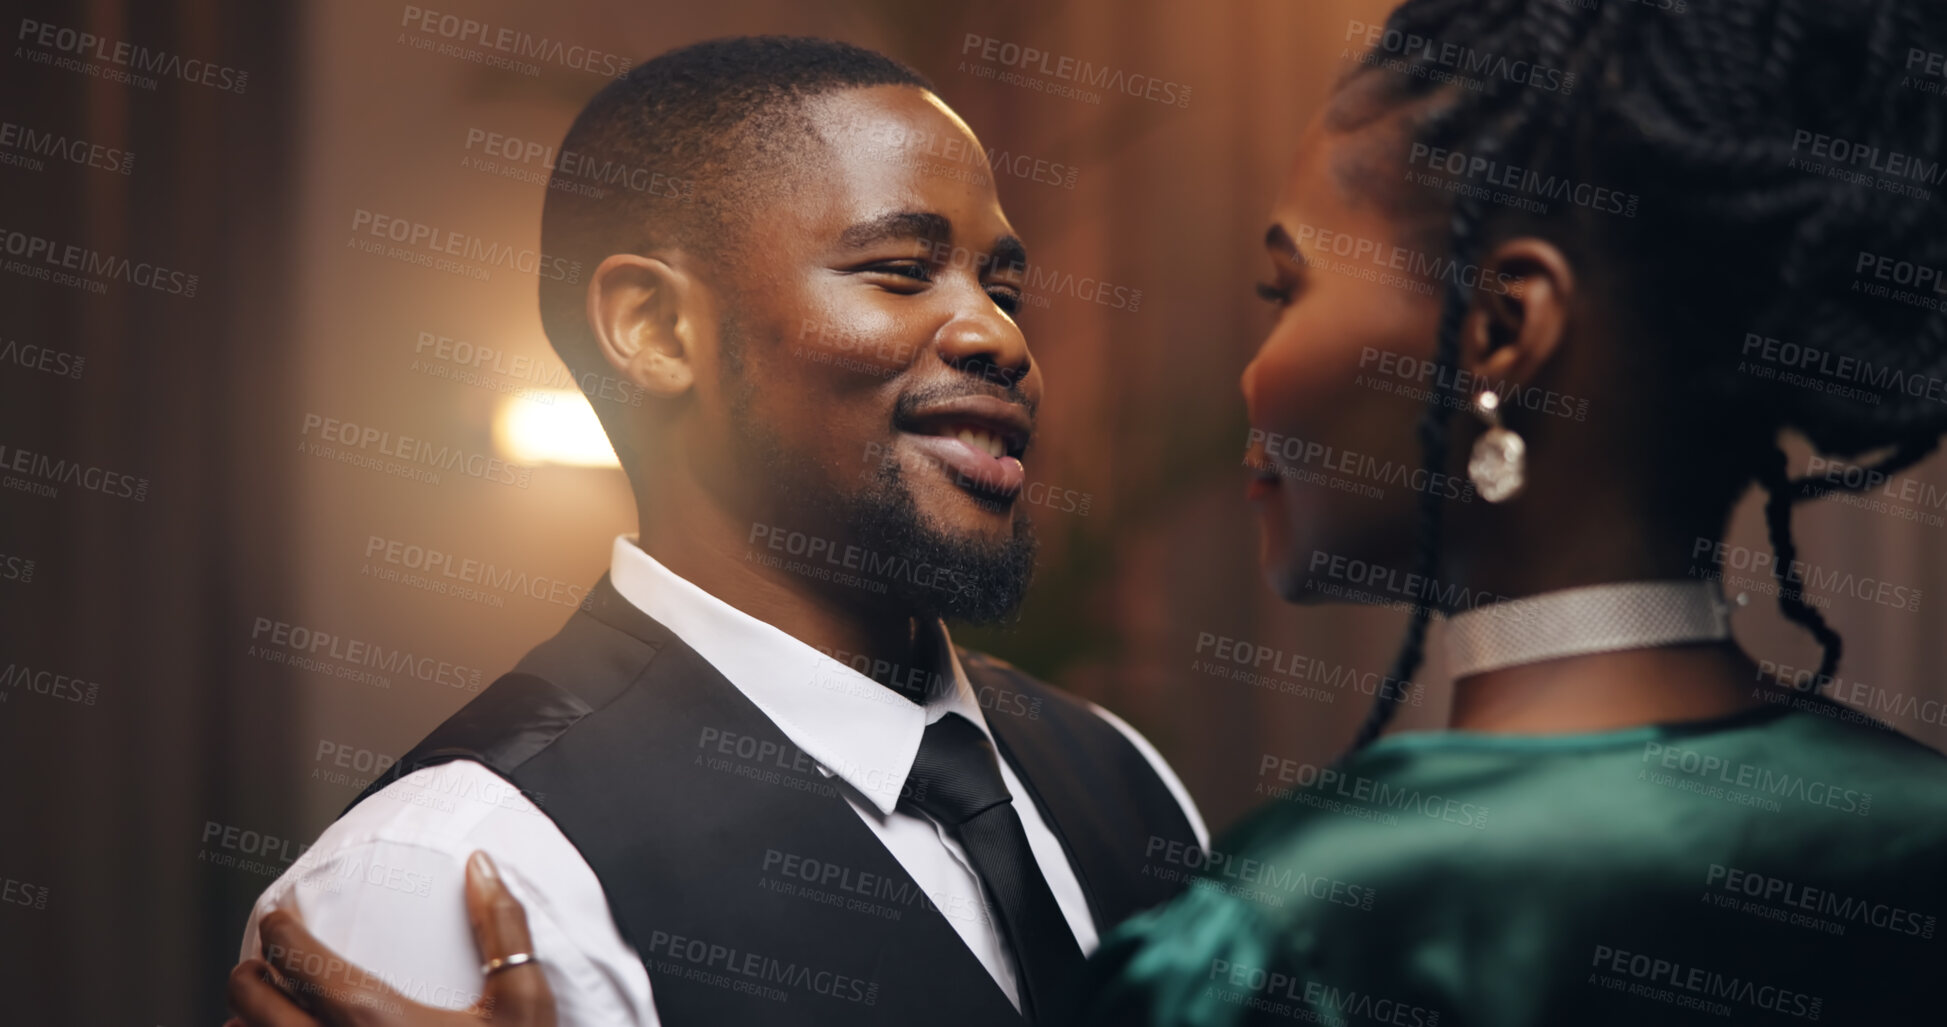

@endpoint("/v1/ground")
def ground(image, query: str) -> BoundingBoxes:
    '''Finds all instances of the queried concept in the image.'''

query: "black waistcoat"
[349,576,1199,1026]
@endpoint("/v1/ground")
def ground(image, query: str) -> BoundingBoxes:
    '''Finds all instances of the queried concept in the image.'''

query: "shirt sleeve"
[237,763,659,1026]
[1088,701,1212,851]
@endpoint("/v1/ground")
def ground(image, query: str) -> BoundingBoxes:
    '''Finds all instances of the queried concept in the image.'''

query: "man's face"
[701,84,1042,622]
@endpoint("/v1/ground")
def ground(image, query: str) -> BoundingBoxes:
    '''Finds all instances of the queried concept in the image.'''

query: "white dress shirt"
[241,535,1208,1025]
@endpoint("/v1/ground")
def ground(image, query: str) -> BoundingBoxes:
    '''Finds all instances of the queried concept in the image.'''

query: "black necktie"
[903,713,1088,1024]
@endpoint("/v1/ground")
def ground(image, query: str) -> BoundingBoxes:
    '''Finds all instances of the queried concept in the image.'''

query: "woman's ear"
[1461,237,1575,387]
[587,252,707,398]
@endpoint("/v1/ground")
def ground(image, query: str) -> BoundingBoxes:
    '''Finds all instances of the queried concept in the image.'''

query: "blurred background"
[3,0,1944,1021]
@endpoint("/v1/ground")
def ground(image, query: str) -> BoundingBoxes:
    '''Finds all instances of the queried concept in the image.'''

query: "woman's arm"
[227,852,556,1027]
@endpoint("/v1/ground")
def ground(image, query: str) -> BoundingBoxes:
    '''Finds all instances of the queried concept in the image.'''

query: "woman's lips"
[1245,448,1282,502]
[902,432,1027,499]
[1243,428,1281,502]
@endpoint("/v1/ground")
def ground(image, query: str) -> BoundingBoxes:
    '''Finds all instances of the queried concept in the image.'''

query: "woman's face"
[1242,112,1451,602]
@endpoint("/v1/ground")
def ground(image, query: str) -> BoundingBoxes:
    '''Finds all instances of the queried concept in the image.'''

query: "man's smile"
[894,393,1032,501]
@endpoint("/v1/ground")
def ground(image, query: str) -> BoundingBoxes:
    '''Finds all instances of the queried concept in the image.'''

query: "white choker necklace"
[1444,580,1735,678]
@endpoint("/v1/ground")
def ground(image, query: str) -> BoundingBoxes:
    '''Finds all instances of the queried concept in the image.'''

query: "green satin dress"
[1087,695,1943,1026]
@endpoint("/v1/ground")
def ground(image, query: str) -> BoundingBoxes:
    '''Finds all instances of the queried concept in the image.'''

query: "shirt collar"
[608,535,993,815]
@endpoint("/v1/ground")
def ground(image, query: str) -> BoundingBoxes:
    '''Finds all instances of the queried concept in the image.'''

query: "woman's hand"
[226,851,557,1027]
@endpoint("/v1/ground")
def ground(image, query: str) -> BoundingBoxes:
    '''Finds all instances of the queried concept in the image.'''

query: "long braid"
[1347,215,1471,749]
[1347,0,1603,750]
[1790,439,1942,504]
[1755,443,1845,686]
[1757,434,1940,694]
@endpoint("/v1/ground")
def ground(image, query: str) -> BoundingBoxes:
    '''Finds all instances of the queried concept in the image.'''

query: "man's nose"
[935,300,1032,388]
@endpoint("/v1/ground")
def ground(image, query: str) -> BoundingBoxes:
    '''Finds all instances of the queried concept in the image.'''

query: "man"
[236,36,1205,1027]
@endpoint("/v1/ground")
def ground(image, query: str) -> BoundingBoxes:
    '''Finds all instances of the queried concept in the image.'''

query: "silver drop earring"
[1466,389,1526,503]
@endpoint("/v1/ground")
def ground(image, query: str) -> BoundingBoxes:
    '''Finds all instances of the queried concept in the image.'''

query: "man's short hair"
[538,36,933,376]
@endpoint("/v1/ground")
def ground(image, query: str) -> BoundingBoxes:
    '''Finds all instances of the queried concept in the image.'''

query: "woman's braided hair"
[1341,0,1947,750]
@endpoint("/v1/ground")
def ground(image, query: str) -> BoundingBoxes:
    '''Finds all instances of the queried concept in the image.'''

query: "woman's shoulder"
[1242,702,1947,863]
[1087,709,1947,1026]
[1193,702,1947,954]
[1752,686,1947,778]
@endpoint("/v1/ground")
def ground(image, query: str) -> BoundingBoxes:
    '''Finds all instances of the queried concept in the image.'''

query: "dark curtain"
[0,0,302,1021]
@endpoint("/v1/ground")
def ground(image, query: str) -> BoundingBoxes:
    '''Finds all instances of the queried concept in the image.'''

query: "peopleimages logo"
[1249,427,1474,502]
[1705,863,1936,939]
[348,209,582,284]
[0,875,48,911]
[1854,249,1947,314]
[0,336,84,380]
[1641,740,1872,816]
[0,552,34,584]
[15,17,249,93]
[757,847,971,924]
[859,118,1080,191]
[299,413,532,489]
[1346,19,1574,94]
[0,226,198,296]
[1589,945,1822,1021]
[1290,223,1520,298]
[1760,658,1947,729]
[959,34,1192,108]
[1145,836,1377,912]
[314,739,398,790]
[1192,631,1422,706]
[1690,537,1922,613]
[1405,142,1638,218]
[641,929,881,1006]
[362,534,591,610]
[747,522,969,597]
[1258,754,1491,829]
[1739,332,1947,406]
[397,6,631,79]
[461,128,694,202]
[0,441,149,502]
[1206,959,1439,1026]
[0,661,101,705]
[0,120,134,175]
[1910,46,1947,95]
[1790,130,1945,198]
[248,616,485,692]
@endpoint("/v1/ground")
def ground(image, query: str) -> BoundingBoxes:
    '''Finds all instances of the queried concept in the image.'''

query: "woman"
[232,0,1947,1023]
[1088,0,1947,1022]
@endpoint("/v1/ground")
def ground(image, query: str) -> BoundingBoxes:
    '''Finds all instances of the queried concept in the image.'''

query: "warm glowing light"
[492,390,620,468]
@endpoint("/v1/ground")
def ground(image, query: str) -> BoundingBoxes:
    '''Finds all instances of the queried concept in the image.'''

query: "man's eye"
[871,262,932,282]
[1256,281,1293,307]
[988,288,1022,315]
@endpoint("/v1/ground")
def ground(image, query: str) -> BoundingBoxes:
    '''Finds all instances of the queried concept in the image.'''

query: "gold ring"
[481,952,537,976]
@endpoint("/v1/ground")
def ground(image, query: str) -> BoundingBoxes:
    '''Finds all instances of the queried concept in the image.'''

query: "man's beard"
[838,455,1038,624]
[724,365,1036,623]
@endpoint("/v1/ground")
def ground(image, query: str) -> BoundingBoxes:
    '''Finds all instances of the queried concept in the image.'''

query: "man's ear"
[1460,237,1574,387]
[587,252,708,398]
